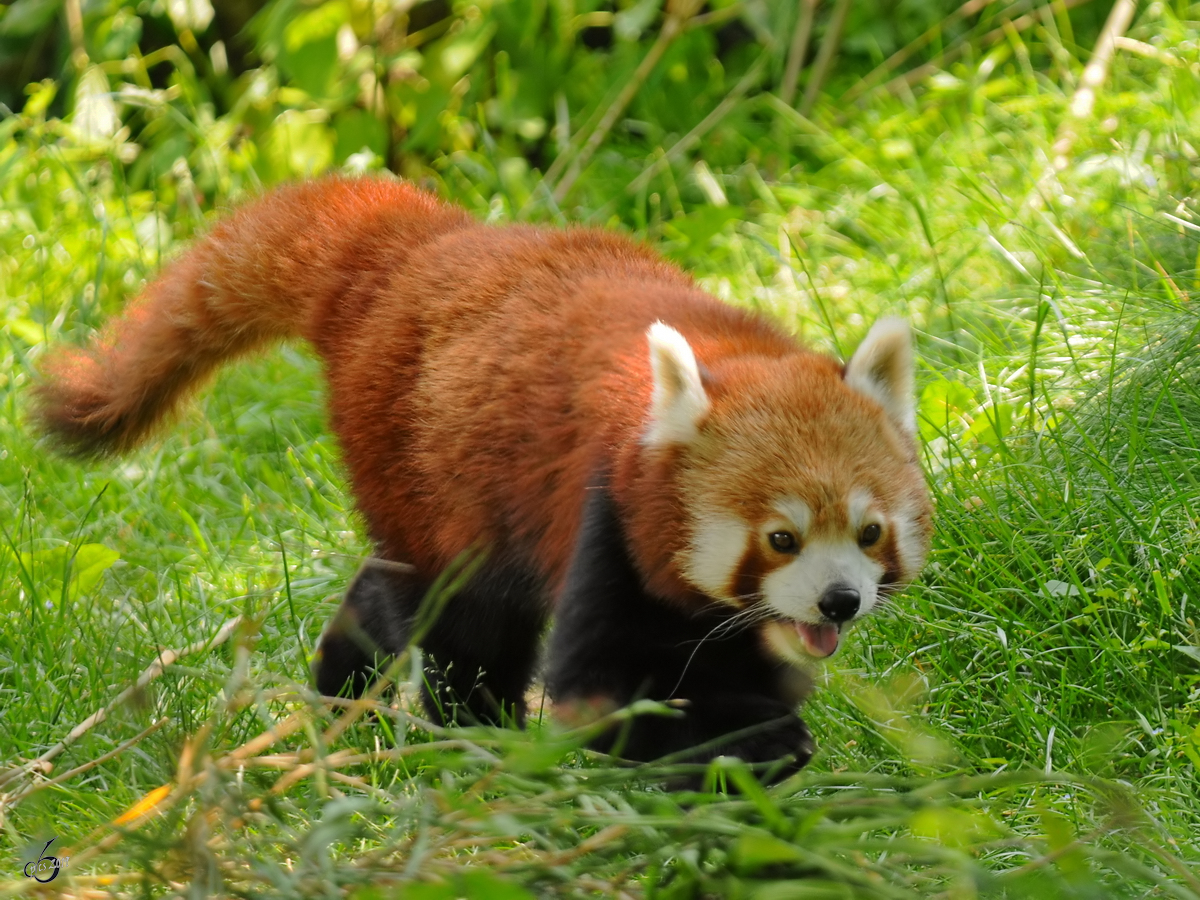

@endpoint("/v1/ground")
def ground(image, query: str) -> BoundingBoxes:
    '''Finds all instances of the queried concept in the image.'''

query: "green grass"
[3,1,1200,895]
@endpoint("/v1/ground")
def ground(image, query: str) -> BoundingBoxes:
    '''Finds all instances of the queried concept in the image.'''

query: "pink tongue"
[795,622,840,658]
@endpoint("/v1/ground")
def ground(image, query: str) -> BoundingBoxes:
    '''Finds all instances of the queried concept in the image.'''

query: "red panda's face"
[644,320,932,662]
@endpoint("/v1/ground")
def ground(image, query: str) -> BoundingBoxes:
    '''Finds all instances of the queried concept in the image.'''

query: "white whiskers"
[666,601,772,699]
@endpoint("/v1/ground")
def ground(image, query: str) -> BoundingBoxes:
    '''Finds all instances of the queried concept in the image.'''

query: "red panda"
[34,177,932,778]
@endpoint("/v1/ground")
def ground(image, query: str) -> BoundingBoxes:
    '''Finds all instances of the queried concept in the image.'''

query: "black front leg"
[546,483,814,779]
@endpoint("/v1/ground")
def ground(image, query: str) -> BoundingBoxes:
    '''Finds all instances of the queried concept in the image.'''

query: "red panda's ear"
[844,318,916,437]
[644,322,710,447]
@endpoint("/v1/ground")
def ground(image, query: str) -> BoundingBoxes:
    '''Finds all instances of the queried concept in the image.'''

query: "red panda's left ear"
[844,318,916,437]
[644,322,710,447]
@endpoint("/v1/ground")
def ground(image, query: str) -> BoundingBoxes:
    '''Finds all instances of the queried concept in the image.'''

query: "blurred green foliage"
[0,0,1111,218]
[6,0,1200,892]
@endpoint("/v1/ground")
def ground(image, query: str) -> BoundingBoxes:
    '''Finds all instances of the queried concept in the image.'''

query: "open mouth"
[793,621,841,658]
[761,619,845,664]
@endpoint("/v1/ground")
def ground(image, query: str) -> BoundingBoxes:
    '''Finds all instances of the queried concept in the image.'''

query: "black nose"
[818,586,860,624]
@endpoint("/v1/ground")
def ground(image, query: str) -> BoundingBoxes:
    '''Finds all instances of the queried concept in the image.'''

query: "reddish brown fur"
[35,180,468,455]
[34,177,926,612]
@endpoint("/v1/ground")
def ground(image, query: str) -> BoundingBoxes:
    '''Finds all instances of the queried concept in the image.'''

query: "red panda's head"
[640,319,932,662]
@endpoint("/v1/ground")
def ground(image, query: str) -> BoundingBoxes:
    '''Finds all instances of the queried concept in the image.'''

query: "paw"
[690,694,815,767]
[720,713,815,777]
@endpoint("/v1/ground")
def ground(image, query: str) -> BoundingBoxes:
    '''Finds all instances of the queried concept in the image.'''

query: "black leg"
[546,483,815,781]
[313,560,421,698]
[315,555,548,727]
[418,564,548,727]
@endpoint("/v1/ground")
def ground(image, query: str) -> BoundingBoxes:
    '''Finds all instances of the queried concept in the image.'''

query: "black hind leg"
[418,565,547,727]
[313,560,421,698]
[314,557,547,727]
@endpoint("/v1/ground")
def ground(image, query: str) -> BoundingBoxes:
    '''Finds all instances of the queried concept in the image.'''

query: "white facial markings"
[685,514,749,601]
[890,497,929,580]
[772,498,812,538]
[760,538,885,623]
[847,488,877,534]
[684,490,911,621]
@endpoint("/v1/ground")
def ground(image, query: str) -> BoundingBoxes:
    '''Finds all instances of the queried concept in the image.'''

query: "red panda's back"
[324,223,796,593]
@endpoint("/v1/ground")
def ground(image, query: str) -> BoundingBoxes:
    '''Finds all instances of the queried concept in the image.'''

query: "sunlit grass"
[3,1,1200,894]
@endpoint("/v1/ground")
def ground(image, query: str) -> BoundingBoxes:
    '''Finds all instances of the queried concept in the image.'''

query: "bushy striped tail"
[33,177,470,457]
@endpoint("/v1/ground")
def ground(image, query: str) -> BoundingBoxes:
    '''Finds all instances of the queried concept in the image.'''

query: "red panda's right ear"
[844,317,916,437]
[644,322,710,447]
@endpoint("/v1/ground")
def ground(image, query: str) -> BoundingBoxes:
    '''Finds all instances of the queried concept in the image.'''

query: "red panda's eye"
[768,531,797,553]
[860,524,882,547]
